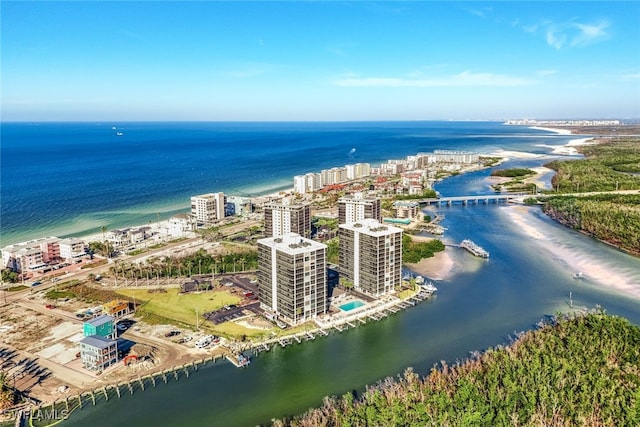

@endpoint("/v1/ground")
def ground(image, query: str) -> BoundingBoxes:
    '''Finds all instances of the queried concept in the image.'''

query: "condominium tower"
[337,193,382,224]
[338,219,403,298]
[190,192,226,226]
[257,233,328,325]
[263,199,311,238]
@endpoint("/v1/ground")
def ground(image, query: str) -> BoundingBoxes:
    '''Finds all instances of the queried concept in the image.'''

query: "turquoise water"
[339,300,366,311]
[1,121,571,246]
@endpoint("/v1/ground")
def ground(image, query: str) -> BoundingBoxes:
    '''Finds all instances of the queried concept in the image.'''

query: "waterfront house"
[79,335,118,372]
[83,314,115,339]
[58,238,86,261]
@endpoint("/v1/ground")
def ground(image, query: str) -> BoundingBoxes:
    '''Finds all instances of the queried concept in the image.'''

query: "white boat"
[422,281,438,293]
[116,132,124,136]
[573,272,585,279]
[460,239,489,258]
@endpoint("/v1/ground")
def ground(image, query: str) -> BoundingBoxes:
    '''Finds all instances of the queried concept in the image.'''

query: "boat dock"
[244,283,438,361]
[459,239,490,258]
[226,353,251,368]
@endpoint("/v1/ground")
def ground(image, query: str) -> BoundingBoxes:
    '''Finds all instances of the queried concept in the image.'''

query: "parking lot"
[202,274,260,324]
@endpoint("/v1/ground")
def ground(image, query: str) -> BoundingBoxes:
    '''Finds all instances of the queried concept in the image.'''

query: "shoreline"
[528,126,573,135]
[405,249,454,281]
[501,206,640,300]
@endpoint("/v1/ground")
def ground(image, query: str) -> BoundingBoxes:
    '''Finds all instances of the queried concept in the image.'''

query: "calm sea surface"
[3,121,563,246]
[3,122,639,426]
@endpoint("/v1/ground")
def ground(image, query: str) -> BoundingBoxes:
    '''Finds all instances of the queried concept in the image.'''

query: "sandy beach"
[500,206,640,300]
[401,234,454,280]
[405,249,454,281]
[529,126,573,135]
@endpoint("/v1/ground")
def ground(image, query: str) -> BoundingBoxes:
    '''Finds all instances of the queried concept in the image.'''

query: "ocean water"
[1,121,572,246]
[4,121,639,426]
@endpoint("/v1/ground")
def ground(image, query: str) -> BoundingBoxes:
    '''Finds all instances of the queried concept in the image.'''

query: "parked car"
[165,330,180,337]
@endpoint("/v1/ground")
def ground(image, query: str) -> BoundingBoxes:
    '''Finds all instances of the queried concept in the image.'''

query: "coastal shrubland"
[539,137,640,255]
[490,168,536,178]
[401,235,444,263]
[490,168,537,193]
[277,312,640,427]
[545,137,640,193]
[543,194,640,255]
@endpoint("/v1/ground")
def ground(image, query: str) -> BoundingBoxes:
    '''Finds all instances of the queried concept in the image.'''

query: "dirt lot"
[0,298,227,406]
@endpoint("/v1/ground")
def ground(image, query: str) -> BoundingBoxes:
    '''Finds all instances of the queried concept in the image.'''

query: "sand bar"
[405,250,454,281]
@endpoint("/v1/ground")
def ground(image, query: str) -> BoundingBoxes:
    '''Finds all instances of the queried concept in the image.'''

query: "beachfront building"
[345,163,372,181]
[79,335,118,372]
[226,196,253,217]
[83,315,115,339]
[191,192,226,227]
[320,167,347,187]
[432,150,479,164]
[2,238,62,272]
[338,193,382,225]
[58,238,86,261]
[167,214,194,237]
[263,199,311,238]
[257,233,327,326]
[338,219,403,298]
[293,173,322,194]
[1,245,45,273]
[38,237,61,263]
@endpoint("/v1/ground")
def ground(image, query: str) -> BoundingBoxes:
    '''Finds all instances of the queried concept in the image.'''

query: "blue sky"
[2,1,639,121]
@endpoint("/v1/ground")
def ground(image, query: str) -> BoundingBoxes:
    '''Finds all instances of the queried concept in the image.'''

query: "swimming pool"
[339,300,365,311]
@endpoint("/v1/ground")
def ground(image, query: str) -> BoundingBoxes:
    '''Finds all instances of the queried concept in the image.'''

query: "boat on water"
[460,239,490,258]
[116,132,124,136]
[573,272,585,280]
[422,281,438,293]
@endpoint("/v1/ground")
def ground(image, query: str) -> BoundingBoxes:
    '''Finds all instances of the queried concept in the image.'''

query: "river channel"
[63,157,640,426]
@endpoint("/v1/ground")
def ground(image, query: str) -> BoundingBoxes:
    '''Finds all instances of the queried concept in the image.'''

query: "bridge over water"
[420,194,523,206]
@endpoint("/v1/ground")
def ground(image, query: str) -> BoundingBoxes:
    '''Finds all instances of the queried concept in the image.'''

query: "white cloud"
[537,69,557,77]
[532,19,610,49]
[545,26,567,50]
[333,71,535,87]
[570,21,610,47]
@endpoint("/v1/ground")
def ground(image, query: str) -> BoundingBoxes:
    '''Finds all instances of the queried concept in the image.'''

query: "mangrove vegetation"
[278,312,640,427]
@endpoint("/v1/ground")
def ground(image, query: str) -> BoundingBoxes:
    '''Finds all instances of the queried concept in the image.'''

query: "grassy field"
[116,288,241,328]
